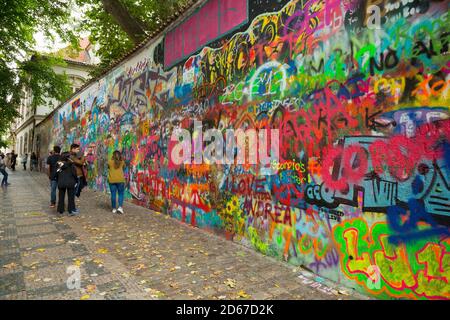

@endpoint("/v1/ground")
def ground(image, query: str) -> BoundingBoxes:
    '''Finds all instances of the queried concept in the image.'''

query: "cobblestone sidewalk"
[0,170,370,300]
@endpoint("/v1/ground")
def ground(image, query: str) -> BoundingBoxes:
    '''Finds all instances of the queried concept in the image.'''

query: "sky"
[33,4,88,54]
[34,32,71,53]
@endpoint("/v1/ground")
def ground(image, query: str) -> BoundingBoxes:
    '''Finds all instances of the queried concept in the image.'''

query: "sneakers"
[50,204,56,208]
[69,209,80,216]
[111,207,124,214]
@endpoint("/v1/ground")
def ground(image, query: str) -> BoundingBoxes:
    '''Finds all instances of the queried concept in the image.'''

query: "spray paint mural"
[37,0,450,299]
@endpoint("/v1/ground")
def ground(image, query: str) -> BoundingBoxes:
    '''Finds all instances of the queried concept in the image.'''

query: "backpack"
[57,162,78,189]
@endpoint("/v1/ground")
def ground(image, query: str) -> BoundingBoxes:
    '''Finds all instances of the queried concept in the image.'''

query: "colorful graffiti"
[164,0,249,68]
[37,0,450,300]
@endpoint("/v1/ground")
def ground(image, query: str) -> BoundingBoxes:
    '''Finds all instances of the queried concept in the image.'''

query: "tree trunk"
[100,0,148,44]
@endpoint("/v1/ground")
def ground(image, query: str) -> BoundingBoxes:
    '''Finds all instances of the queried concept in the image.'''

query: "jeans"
[109,183,125,209]
[50,180,58,205]
[0,169,8,185]
[58,187,76,213]
[75,176,83,198]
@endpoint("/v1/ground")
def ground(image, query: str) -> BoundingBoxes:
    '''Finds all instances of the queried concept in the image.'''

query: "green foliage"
[0,0,76,137]
[0,137,10,149]
[77,1,135,78]
[75,0,190,77]
[20,55,73,111]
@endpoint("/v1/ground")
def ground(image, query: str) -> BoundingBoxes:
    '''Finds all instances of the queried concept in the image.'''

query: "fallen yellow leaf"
[86,285,96,293]
[36,248,46,252]
[133,264,146,271]
[224,279,236,288]
[3,263,17,269]
[237,290,251,299]
[80,294,90,300]
[97,248,108,254]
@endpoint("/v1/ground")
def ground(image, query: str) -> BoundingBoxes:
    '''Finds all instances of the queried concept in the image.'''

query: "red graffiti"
[321,120,450,188]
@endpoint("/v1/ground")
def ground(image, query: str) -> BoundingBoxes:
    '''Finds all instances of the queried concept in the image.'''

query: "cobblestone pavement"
[0,170,371,300]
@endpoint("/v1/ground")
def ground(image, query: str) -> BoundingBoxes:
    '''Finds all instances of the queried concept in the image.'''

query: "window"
[24,133,28,154]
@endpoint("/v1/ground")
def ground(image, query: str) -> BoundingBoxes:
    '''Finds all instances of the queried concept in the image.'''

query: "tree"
[100,0,148,44]
[0,0,76,144]
[75,0,190,77]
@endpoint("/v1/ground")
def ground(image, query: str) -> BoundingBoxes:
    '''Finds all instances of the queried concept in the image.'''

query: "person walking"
[56,152,79,216]
[69,144,87,199]
[30,152,38,171]
[47,146,61,208]
[11,151,17,171]
[0,153,10,187]
[108,150,126,214]
[22,153,28,171]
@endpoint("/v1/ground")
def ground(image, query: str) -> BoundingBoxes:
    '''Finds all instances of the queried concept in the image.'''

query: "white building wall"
[15,122,34,156]
[13,61,92,162]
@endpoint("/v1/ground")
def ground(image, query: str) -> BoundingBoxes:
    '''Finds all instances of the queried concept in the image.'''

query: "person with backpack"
[47,146,61,208]
[0,153,9,187]
[56,152,79,216]
[108,150,126,214]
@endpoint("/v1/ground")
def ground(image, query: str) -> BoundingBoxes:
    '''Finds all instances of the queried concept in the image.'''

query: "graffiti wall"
[37,0,450,299]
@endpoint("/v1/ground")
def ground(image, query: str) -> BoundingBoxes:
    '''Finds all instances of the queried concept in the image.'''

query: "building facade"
[10,39,95,166]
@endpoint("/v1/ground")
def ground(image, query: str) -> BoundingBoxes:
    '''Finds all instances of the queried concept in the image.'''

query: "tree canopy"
[0,0,76,147]
[75,0,190,77]
[0,0,191,148]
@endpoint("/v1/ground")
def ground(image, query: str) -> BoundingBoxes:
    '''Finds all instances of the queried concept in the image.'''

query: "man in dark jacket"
[56,152,79,216]
[11,151,17,171]
[47,146,61,208]
[30,152,38,171]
